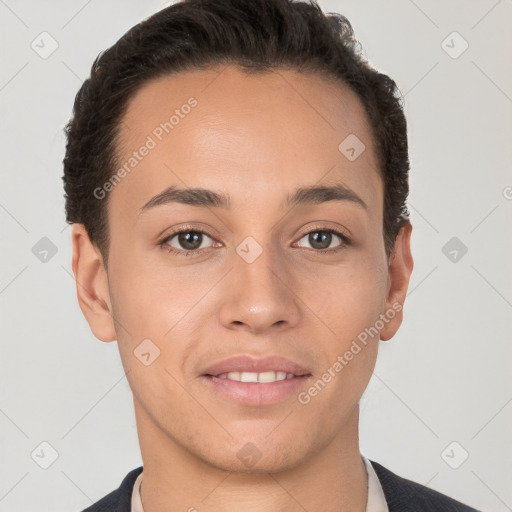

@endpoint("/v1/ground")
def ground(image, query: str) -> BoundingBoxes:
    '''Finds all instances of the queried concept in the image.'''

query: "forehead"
[110,65,382,221]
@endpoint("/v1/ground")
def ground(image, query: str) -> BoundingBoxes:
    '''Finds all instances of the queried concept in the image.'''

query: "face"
[73,65,413,473]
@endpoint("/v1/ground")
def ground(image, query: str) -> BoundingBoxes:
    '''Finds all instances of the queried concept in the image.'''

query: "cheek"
[322,279,386,344]
[107,249,219,384]
[301,253,389,342]
[108,245,203,334]
[296,263,386,428]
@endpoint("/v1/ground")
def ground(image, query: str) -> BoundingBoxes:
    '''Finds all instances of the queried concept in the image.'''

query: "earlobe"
[71,224,117,342]
[380,221,414,341]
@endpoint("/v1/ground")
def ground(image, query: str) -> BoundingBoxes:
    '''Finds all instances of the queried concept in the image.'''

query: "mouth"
[204,370,308,383]
[200,355,313,406]
[201,354,311,379]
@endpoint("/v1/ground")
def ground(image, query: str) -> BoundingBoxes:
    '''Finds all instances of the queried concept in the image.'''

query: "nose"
[218,243,301,335]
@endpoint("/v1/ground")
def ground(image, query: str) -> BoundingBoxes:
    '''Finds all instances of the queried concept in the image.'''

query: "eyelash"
[158,224,351,257]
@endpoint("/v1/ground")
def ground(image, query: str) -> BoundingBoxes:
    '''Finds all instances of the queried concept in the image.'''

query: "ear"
[71,224,117,342]
[380,221,414,341]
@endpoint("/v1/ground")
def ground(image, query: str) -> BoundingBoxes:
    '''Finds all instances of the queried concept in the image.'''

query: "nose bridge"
[219,235,300,332]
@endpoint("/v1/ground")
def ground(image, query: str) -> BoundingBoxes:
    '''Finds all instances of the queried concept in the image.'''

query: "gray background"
[1,0,511,510]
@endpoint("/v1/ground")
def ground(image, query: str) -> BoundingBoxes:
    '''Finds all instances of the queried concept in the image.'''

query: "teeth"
[240,372,258,382]
[217,371,295,383]
[258,371,281,383]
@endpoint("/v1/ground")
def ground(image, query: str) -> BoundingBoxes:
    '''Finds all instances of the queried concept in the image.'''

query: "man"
[62,0,481,510]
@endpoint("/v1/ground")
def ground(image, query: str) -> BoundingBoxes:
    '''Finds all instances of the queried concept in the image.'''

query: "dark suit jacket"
[80,460,482,511]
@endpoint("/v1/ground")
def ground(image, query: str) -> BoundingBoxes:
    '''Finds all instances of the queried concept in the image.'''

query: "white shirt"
[131,455,388,511]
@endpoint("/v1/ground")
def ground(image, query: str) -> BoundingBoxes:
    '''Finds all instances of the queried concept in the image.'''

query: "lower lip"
[201,375,312,406]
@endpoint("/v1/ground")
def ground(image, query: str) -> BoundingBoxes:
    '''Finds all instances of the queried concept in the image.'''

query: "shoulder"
[370,460,482,512]
[79,466,143,512]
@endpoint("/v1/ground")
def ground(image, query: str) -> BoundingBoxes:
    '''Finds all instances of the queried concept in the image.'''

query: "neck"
[135,401,367,512]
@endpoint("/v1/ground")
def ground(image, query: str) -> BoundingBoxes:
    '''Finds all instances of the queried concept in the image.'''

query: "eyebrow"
[138,182,367,215]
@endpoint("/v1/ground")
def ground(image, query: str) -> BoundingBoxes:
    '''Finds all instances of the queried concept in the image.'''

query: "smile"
[213,371,296,382]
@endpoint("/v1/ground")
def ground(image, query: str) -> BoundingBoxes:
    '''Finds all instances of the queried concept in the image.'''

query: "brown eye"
[296,229,348,252]
[162,230,215,254]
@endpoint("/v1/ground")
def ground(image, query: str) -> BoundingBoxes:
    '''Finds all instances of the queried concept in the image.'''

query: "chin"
[198,439,307,474]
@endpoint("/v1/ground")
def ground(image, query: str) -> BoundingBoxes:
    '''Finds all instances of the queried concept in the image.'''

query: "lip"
[201,374,312,406]
[201,355,311,377]
[200,355,313,406]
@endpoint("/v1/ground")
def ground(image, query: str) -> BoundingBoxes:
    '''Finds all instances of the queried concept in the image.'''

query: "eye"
[159,227,217,256]
[295,228,350,253]
[159,225,350,258]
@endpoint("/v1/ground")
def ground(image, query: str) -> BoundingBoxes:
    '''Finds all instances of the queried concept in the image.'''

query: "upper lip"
[201,355,312,377]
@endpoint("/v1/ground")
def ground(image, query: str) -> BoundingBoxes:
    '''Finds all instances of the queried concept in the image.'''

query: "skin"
[71,65,413,512]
